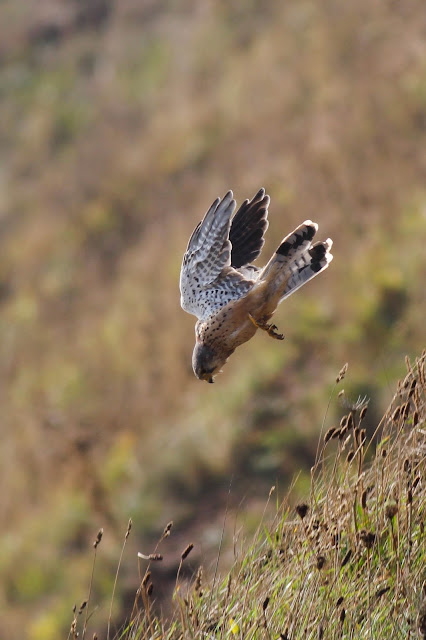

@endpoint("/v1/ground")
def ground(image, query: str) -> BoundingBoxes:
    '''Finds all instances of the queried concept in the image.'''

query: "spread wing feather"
[229,188,269,268]
[180,190,257,322]
[182,191,234,286]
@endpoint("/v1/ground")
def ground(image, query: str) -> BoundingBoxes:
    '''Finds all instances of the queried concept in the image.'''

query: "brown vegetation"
[72,351,425,638]
[0,1,425,637]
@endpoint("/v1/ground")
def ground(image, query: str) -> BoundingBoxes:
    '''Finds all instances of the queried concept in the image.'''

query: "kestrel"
[180,188,333,383]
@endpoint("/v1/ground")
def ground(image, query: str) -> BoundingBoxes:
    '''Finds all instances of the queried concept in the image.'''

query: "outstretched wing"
[180,191,254,322]
[229,188,269,268]
[183,190,234,286]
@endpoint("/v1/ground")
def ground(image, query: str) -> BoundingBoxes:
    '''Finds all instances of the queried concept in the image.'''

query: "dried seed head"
[341,549,352,567]
[413,410,419,426]
[226,573,232,599]
[93,528,103,549]
[324,428,336,443]
[408,379,417,398]
[147,583,154,596]
[263,596,270,611]
[375,586,390,599]
[392,406,401,422]
[346,451,355,463]
[163,521,173,537]
[381,448,387,458]
[336,596,344,607]
[125,519,132,540]
[361,489,368,509]
[316,555,326,570]
[340,415,348,429]
[359,405,368,420]
[181,543,194,560]
[296,503,309,519]
[403,459,411,474]
[385,501,398,520]
[336,363,348,383]
[360,428,366,445]
[340,608,346,624]
[79,600,87,614]
[194,566,203,593]
[360,530,376,549]
[401,402,410,420]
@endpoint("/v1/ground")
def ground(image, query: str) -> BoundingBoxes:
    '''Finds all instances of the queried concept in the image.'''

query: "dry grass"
[69,351,425,639]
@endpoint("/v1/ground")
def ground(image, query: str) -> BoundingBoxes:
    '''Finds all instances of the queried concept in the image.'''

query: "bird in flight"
[180,188,333,383]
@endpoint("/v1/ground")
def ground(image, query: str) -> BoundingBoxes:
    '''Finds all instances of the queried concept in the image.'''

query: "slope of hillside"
[72,352,426,639]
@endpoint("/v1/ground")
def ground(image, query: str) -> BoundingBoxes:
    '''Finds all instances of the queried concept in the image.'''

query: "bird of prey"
[180,188,333,383]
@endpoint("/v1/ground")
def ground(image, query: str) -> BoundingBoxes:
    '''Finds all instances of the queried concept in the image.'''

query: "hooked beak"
[198,371,219,383]
[203,369,223,383]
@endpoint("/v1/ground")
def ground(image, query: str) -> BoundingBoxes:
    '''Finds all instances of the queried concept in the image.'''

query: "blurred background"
[0,1,425,637]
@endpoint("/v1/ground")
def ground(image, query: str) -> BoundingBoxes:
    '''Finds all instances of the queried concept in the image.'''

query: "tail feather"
[280,238,333,301]
[275,220,317,264]
[260,220,318,278]
[258,220,333,303]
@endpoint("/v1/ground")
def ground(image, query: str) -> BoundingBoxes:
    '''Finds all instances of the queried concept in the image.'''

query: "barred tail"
[280,237,333,301]
[259,220,333,301]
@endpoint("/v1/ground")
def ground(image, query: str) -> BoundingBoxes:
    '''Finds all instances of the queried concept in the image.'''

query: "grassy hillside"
[0,1,425,637]
[72,352,425,639]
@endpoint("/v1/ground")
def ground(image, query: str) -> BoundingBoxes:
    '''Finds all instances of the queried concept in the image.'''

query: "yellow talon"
[248,313,258,329]
[248,314,284,340]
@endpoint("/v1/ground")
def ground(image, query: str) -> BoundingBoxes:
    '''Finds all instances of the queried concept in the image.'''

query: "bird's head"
[192,341,227,383]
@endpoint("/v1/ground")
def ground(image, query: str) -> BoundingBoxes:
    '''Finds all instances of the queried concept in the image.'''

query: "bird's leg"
[248,314,285,340]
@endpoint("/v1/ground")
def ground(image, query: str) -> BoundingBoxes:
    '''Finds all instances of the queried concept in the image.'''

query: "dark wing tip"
[229,187,270,268]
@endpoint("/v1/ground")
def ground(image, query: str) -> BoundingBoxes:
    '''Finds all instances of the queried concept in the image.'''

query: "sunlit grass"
[68,352,425,639]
